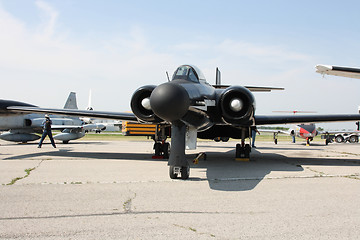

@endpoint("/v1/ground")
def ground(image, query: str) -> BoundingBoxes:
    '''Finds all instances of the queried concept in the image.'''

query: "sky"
[1,0,360,130]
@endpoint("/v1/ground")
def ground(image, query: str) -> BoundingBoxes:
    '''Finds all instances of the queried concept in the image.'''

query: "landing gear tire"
[153,142,170,158]
[169,166,178,179]
[236,144,242,158]
[274,139,278,144]
[236,144,251,159]
[163,143,170,158]
[169,166,189,179]
[180,166,190,180]
[244,144,251,158]
[63,140,69,144]
[154,142,161,156]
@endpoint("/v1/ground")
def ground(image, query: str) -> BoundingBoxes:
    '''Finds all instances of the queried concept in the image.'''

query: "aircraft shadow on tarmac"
[199,144,323,151]
[4,146,360,192]
[190,149,360,191]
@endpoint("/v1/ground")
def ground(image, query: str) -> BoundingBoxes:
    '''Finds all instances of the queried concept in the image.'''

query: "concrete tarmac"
[0,139,359,239]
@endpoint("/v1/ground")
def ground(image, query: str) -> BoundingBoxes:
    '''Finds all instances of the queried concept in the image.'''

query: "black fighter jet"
[6,64,360,179]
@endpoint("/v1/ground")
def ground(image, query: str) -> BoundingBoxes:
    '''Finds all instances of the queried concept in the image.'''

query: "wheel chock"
[193,152,206,164]
[235,158,250,162]
[152,155,164,159]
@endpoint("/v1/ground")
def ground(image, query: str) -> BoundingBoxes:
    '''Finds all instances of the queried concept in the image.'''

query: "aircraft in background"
[259,111,318,145]
[316,64,360,136]
[6,64,360,179]
[260,123,318,145]
[262,109,360,146]
[0,92,103,144]
[80,89,117,133]
[316,64,360,79]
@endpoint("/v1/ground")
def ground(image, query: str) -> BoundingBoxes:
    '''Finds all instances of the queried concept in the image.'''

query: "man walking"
[251,126,260,148]
[38,114,56,148]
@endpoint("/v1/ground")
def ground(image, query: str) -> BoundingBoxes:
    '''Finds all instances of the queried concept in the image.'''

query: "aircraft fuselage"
[131,65,256,136]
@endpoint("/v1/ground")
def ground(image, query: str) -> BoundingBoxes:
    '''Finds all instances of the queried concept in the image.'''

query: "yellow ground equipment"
[122,121,157,136]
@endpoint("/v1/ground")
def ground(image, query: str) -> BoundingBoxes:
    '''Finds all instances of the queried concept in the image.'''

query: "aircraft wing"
[316,64,360,79]
[9,107,360,126]
[245,86,284,92]
[255,114,360,125]
[7,106,138,121]
[213,85,284,92]
[257,128,289,134]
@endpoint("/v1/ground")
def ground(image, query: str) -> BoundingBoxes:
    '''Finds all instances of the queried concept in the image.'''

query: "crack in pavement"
[173,223,216,238]
[305,166,360,180]
[123,192,136,213]
[4,160,44,185]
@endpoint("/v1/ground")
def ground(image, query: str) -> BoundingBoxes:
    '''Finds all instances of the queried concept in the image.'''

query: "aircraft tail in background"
[86,89,93,111]
[63,92,78,110]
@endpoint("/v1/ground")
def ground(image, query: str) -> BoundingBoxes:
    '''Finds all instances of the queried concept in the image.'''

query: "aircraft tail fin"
[215,67,221,85]
[86,89,93,110]
[212,67,229,89]
[63,92,78,109]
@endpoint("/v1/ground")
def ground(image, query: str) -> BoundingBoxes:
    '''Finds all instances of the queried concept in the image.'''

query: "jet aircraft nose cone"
[150,82,190,122]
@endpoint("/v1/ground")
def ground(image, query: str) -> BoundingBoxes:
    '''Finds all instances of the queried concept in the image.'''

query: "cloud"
[35,0,58,38]
[0,3,177,109]
[218,39,311,62]
[0,1,358,130]
[172,39,312,62]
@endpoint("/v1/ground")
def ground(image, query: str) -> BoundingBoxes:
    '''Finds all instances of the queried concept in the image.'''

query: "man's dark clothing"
[38,118,56,148]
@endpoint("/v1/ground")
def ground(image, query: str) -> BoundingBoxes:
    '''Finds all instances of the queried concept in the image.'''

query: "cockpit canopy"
[172,65,206,83]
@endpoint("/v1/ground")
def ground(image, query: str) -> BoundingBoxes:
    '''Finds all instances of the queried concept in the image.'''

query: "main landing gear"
[153,141,170,159]
[236,143,251,160]
[152,124,170,159]
[235,128,251,161]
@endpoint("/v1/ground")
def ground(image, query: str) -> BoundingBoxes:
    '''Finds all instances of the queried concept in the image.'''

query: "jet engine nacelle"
[219,86,255,124]
[130,85,163,123]
[0,132,40,142]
